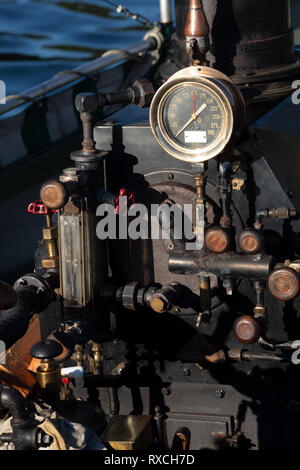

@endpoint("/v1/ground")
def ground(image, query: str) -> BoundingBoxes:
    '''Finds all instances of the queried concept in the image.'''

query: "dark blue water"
[0,0,160,95]
[1,1,299,95]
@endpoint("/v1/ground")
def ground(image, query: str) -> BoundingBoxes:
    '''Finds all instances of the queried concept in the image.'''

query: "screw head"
[215,388,225,399]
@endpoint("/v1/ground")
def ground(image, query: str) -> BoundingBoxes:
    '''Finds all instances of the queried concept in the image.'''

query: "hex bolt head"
[215,388,225,399]
[75,92,99,113]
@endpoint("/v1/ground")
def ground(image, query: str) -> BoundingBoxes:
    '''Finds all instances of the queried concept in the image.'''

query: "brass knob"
[238,229,264,255]
[205,227,231,254]
[233,315,261,344]
[268,267,300,301]
[40,180,68,210]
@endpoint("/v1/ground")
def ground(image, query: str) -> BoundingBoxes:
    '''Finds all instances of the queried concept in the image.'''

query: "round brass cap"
[233,315,261,344]
[268,267,300,301]
[238,229,264,255]
[40,180,68,210]
[205,227,231,254]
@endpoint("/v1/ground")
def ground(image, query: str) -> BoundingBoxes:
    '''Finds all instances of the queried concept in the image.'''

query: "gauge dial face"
[161,84,225,152]
[150,66,246,163]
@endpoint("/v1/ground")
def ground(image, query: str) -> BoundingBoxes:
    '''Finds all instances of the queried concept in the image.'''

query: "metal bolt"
[215,388,225,399]
[183,368,191,377]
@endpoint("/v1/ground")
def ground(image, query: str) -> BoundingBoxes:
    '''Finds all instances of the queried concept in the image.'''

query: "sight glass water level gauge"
[150,66,246,163]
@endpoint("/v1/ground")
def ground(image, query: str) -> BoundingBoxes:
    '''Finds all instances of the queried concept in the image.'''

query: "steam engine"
[1,0,300,451]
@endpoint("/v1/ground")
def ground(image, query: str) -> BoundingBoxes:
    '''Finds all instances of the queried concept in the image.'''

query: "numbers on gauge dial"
[162,85,224,149]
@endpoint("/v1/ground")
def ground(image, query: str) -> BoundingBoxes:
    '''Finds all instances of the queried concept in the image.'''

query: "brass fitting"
[194,172,206,204]
[184,0,210,62]
[253,305,266,319]
[42,226,58,240]
[42,214,59,269]
[36,359,62,395]
[92,342,104,374]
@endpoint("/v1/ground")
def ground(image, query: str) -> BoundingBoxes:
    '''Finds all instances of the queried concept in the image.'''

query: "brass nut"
[43,226,58,240]
[150,296,168,313]
[254,305,266,318]
[232,178,245,191]
[42,258,59,269]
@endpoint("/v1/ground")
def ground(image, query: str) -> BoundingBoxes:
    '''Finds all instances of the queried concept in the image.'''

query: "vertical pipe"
[160,0,172,24]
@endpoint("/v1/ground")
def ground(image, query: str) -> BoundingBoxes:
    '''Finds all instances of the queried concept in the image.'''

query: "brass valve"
[31,340,63,395]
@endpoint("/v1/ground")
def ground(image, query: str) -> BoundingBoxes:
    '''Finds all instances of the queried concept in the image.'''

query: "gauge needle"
[174,103,207,138]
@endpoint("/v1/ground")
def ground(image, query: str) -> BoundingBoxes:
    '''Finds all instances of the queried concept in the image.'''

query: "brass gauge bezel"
[150,66,246,163]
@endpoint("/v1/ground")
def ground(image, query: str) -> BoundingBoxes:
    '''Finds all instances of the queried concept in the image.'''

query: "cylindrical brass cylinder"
[36,360,62,394]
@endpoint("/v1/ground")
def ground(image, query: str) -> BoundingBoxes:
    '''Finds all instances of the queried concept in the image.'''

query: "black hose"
[0,273,54,350]
[0,286,39,349]
[0,384,29,423]
[0,384,52,450]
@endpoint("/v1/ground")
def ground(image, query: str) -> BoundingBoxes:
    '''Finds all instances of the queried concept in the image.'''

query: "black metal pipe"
[168,251,275,280]
[107,388,120,418]
[84,374,167,388]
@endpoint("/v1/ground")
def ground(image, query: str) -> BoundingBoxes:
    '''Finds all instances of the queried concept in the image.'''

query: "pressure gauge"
[150,66,246,163]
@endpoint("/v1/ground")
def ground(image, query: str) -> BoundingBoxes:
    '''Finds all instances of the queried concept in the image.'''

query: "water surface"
[0,0,299,95]
[0,0,160,94]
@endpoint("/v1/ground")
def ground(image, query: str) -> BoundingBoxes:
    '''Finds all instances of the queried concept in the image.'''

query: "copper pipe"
[184,0,210,39]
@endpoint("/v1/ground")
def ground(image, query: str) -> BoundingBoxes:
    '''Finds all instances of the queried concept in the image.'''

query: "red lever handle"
[114,189,135,215]
[27,200,57,215]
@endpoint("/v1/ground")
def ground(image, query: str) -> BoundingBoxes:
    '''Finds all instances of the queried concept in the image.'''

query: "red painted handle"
[114,189,135,215]
[27,200,57,215]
